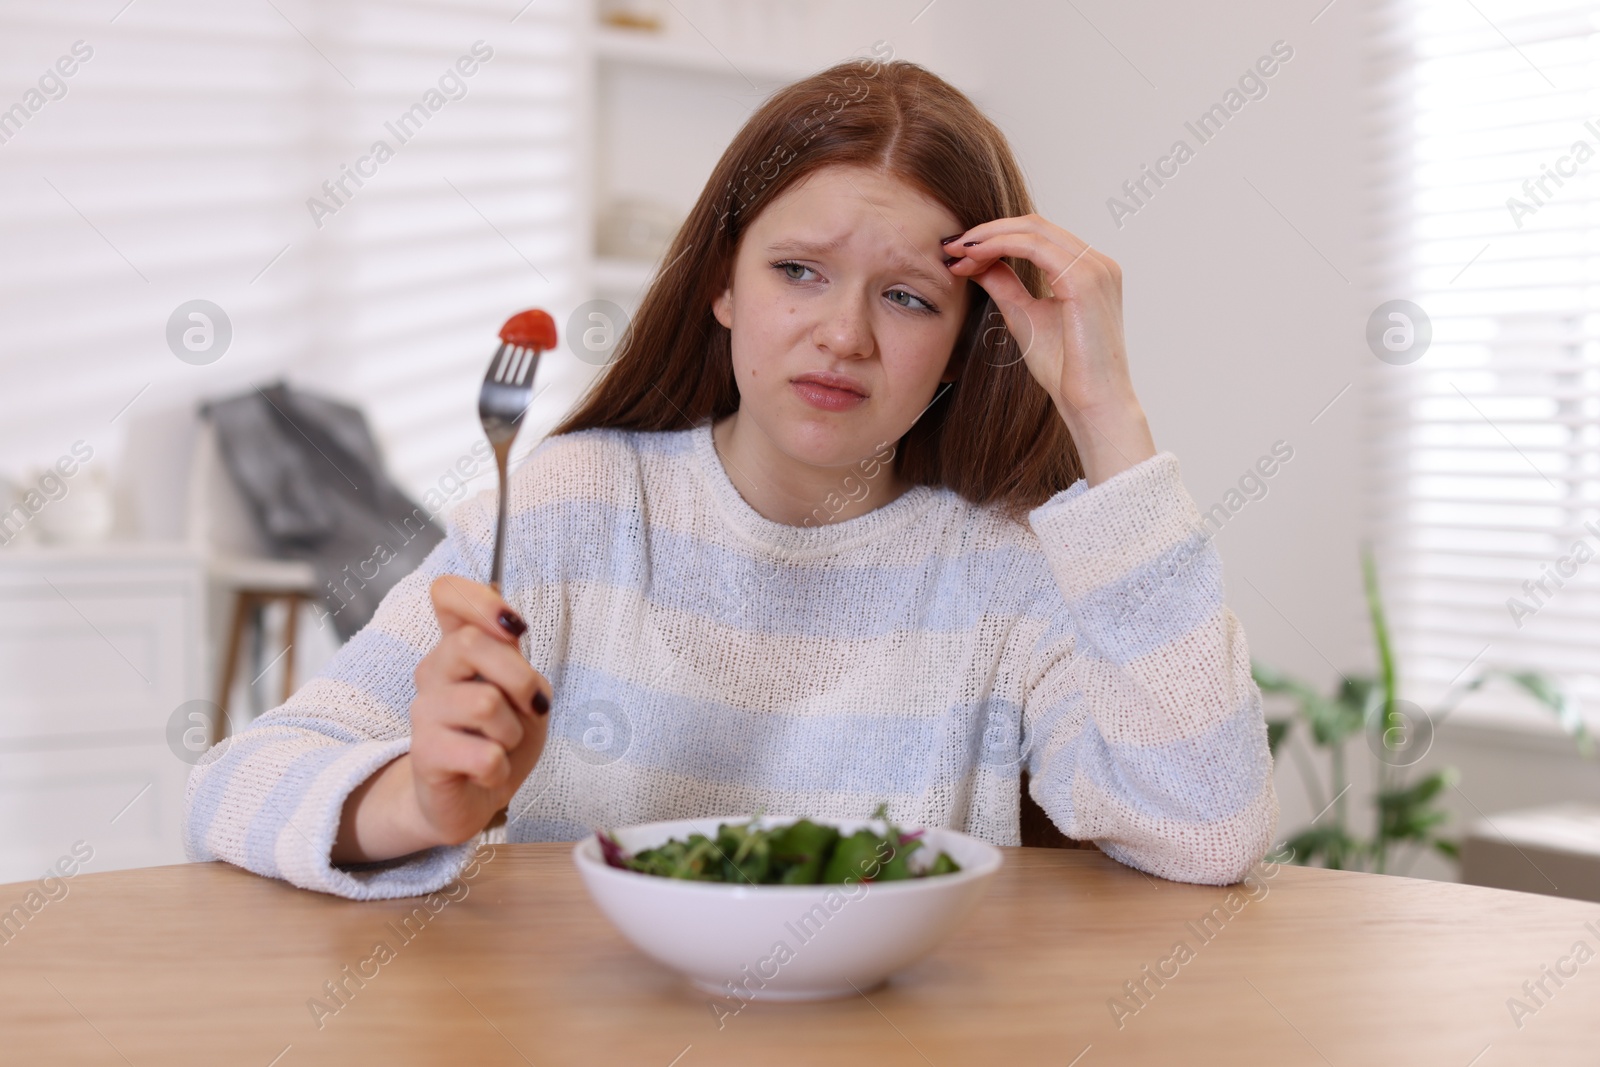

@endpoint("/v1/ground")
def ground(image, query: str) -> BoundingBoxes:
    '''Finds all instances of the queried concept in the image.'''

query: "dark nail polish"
[962,240,980,247]
[939,233,964,245]
[498,609,527,637]
[943,255,959,267]
[532,690,550,716]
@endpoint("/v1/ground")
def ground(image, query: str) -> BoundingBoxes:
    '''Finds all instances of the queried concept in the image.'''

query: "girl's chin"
[767,417,893,468]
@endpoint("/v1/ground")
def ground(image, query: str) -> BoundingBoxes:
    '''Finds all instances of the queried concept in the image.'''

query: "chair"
[1019,770,1099,850]
[186,418,319,744]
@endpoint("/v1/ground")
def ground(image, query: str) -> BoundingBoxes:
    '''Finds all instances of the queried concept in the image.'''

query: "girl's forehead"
[757,166,958,230]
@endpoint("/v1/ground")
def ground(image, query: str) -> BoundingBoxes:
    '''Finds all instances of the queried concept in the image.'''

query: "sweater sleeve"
[1019,451,1278,885]
[180,427,584,900]
[181,528,479,899]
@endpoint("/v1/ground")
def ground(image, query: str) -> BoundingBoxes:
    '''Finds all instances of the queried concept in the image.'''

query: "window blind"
[0,0,580,515]
[1369,0,1600,724]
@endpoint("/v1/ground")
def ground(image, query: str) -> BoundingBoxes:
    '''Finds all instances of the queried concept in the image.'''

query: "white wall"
[919,1,1370,853]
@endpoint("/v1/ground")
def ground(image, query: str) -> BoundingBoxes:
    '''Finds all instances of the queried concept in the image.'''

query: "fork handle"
[485,439,516,834]
[488,438,512,592]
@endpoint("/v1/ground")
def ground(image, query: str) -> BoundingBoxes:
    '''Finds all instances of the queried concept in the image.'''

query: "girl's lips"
[792,380,867,411]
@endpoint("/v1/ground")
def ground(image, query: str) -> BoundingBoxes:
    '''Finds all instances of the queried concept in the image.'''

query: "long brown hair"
[551,56,1082,522]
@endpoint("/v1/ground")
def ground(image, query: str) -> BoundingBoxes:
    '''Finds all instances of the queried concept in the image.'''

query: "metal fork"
[477,340,543,592]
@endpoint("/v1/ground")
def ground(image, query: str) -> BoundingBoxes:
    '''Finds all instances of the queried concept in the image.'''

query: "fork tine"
[488,342,511,383]
[480,311,555,593]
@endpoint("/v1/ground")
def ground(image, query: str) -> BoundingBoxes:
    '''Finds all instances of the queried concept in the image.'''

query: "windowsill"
[1435,704,1595,758]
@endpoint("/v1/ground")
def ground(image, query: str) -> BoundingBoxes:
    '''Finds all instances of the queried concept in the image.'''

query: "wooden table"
[2,844,1596,1065]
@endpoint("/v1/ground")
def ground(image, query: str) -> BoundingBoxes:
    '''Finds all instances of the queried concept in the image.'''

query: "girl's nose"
[812,291,873,358]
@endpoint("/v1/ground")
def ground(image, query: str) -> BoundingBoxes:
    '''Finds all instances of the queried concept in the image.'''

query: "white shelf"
[595,25,815,84]
[0,540,201,569]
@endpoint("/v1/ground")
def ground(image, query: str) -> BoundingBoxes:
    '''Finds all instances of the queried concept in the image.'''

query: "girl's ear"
[712,286,733,329]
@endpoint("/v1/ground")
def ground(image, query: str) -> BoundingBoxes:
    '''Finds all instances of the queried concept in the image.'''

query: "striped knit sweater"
[184,418,1278,899]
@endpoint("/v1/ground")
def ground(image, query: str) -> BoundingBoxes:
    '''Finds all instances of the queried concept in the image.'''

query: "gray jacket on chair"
[202,382,443,640]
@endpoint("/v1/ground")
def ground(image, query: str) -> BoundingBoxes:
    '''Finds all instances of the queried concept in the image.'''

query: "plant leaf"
[1492,669,1593,757]
[1266,718,1291,757]
[1338,675,1377,715]
[1303,686,1367,746]
[1361,544,1399,727]
[1285,824,1363,871]
[1376,768,1458,843]
[1252,660,1303,695]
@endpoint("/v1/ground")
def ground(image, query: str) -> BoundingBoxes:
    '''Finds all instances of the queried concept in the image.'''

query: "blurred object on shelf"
[597,196,684,262]
[35,466,116,545]
[1,459,116,549]
[599,0,664,32]
[0,476,40,548]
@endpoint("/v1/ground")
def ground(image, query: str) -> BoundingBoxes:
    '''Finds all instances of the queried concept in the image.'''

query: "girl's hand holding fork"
[333,576,551,864]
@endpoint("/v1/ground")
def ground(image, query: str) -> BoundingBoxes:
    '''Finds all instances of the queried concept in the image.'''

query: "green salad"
[597,803,962,885]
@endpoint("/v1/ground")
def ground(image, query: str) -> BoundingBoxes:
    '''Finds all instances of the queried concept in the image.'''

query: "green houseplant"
[1252,544,1592,874]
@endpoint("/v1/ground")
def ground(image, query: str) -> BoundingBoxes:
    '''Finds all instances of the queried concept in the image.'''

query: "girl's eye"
[775,261,816,282]
[886,288,937,314]
[771,261,937,314]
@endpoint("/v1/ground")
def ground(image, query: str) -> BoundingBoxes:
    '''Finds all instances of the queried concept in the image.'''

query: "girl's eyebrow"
[765,237,951,292]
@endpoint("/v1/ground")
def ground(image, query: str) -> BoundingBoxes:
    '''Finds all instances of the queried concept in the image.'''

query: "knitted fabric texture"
[184,419,1279,899]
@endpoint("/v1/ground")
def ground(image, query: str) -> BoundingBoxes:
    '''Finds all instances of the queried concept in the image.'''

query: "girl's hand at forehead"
[942,215,1156,485]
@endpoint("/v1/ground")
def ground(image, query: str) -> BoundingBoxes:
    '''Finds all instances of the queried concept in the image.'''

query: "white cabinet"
[0,545,205,884]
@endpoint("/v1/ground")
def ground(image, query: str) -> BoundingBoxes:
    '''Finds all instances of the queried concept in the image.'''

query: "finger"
[503,700,549,781]
[964,257,1035,311]
[966,260,1052,366]
[950,231,1102,294]
[430,575,524,644]
[416,627,545,713]
[428,681,526,751]
[949,229,1066,271]
[947,217,1106,292]
[421,726,513,791]
[946,213,1090,260]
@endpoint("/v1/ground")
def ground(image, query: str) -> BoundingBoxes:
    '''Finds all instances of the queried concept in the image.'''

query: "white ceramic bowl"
[572,815,1003,1002]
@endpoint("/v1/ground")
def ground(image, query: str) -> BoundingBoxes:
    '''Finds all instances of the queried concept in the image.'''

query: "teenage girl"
[185,57,1277,899]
